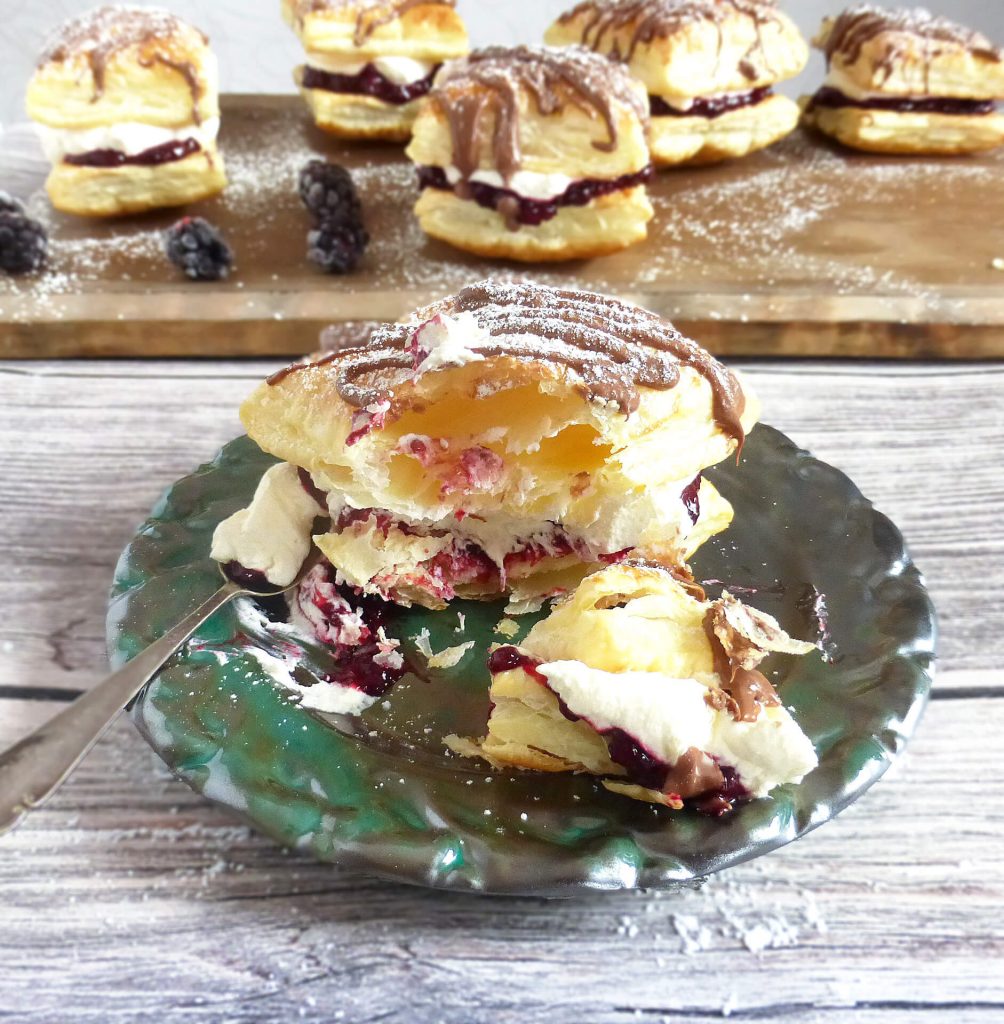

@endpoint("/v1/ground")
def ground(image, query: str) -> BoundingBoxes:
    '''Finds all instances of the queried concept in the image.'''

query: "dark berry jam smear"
[302,63,439,106]
[809,87,997,116]
[64,136,202,168]
[650,86,773,120]
[223,561,271,591]
[416,164,654,227]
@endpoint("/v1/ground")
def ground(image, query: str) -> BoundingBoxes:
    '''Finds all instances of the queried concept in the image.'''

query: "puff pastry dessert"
[803,5,1004,155]
[405,46,654,261]
[282,0,469,141]
[446,562,818,814]
[213,281,758,612]
[26,5,226,217]
[545,0,808,167]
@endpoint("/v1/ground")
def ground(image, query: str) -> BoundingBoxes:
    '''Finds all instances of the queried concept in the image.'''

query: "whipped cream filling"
[443,165,575,202]
[539,660,818,798]
[305,50,435,84]
[411,312,487,375]
[211,463,323,586]
[654,89,758,112]
[35,117,220,163]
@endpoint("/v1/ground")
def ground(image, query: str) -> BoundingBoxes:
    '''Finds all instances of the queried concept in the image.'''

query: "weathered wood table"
[0,357,1001,1022]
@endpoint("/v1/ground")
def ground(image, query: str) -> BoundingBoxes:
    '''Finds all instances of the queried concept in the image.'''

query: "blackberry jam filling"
[64,137,202,168]
[650,86,773,119]
[416,164,654,227]
[809,86,997,116]
[302,64,439,106]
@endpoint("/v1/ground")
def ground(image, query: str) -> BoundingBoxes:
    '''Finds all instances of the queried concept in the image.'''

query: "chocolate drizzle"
[820,5,1002,86]
[38,6,208,119]
[266,281,747,446]
[558,0,784,69]
[703,607,780,723]
[428,46,648,183]
[293,0,456,47]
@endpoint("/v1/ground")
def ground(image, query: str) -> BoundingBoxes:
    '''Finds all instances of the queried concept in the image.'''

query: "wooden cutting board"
[2,93,1003,359]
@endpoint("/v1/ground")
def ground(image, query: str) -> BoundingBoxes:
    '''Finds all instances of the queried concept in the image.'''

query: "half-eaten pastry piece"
[803,5,1004,155]
[26,5,227,216]
[213,281,758,611]
[545,0,808,166]
[282,0,469,142]
[446,562,818,815]
[406,46,654,260]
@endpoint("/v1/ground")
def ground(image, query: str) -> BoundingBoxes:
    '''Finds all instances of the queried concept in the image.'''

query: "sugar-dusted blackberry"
[164,216,234,281]
[298,159,362,224]
[0,211,48,275]
[0,191,25,215]
[307,220,369,274]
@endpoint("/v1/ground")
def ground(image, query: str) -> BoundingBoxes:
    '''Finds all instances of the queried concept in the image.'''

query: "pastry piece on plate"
[446,562,818,814]
[26,5,226,216]
[803,5,1004,154]
[282,0,469,141]
[216,281,758,611]
[545,0,808,166]
[405,45,653,261]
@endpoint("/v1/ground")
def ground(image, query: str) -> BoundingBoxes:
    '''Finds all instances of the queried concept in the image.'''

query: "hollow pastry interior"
[406,45,654,260]
[26,5,226,214]
[445,562,818,815]
[545,0,808,164]
[803,5,1004,154]
[281,0,468,139]
[217,281,758,610]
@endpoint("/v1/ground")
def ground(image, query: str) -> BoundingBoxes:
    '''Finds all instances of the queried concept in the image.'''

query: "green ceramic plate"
[107,426,935,895]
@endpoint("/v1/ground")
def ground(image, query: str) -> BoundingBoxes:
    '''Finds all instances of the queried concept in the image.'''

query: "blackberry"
[0,191,25,215]
[307,220,369,274]
[0,211,47,275]
[164,216,234,281]
[299,160,361,224]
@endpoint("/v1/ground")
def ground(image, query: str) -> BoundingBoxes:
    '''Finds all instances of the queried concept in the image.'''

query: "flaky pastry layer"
[412,185,653,261]
[298,80,426,140]
[650,93,799,165]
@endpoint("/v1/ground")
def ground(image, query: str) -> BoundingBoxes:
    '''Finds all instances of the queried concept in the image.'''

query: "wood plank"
[3,96,1004,359]
[1,360,1001,703]
[0,698,1000,1022]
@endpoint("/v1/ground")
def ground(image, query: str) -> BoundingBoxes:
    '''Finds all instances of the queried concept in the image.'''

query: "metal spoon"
[0,561,310,837]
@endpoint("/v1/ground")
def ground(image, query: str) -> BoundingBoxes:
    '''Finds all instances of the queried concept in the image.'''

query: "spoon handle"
[0,581,240,837]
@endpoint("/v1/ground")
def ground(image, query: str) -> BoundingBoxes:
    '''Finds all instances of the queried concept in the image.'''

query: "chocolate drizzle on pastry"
[703,606,781,723]
[558,0,784,73]
[39,5,207,117]
[821,4,1002,82]
[428,46,648,183]
[293,0,457,46]
[268,281,747,446]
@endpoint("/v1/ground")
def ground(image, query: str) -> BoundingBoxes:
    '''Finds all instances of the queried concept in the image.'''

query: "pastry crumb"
[427,641,476,669]
[494,617,520,638]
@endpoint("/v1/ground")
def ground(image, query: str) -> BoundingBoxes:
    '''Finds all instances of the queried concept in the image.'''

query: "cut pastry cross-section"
[217,280,759,611]
[446,562,818,815]
[803,4,1004,154]
[545,0,809,166]
[26,5,227,216]
[282,0,470,142]
[406,45,654,261]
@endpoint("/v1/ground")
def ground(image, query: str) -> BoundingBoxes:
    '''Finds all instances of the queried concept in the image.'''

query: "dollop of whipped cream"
[210,463,322,586]
[35,117,220,162]
[539,660,818,798]
[411,311,487,376]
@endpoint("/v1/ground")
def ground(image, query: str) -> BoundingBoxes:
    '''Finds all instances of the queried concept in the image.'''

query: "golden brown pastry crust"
[803,102,1004,155]
[650,92,799,165]
[44,146,227,217]
[413,185,653,261]
[296,76,424,140]
[282,0,468,59]
[545,0,808,101]
[814,6,1004,100]
[27,6,219,129]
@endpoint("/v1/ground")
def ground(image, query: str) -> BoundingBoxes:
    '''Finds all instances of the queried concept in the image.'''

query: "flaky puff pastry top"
[407,46,650,181]
[282,0,468,59]
[241,281,758,527]
[545,0,808,102]
[814,5,1004,100]
[27,5,218,130]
